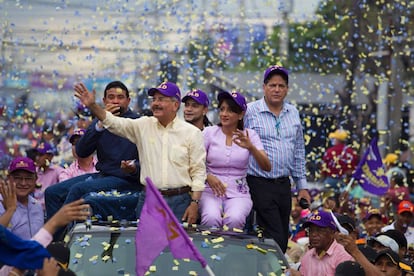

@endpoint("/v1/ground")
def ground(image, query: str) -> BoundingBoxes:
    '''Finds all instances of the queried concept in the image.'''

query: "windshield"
[68,229,288,276]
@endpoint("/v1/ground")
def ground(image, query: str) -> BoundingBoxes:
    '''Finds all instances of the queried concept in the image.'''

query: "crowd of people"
[1,64,414,275]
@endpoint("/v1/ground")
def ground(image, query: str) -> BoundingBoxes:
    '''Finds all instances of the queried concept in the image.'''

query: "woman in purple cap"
[199,91,271,230]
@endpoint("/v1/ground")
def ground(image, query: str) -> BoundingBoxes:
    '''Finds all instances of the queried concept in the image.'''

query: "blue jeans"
[83,191,139,221]
[135,191,190,222]
[45,173,139,221]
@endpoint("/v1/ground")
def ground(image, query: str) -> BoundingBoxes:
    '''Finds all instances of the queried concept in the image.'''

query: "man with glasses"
[0,157,43,240]
[58,128,97,182]
[74,81,206,225]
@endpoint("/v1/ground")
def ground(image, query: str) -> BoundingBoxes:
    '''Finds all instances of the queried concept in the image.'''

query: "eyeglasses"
[148,96,175,103]
[12,175,36,182]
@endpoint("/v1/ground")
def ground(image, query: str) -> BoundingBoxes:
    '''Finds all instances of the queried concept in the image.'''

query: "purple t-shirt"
[203,125,264,198]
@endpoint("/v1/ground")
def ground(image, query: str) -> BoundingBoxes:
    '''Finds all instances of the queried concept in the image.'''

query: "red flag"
[135,177,207,276]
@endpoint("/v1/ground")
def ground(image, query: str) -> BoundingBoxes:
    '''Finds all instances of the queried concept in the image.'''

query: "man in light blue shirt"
[244,65,311,253]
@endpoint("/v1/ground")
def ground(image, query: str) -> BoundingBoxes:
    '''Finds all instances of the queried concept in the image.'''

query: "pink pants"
[199,192,252,229]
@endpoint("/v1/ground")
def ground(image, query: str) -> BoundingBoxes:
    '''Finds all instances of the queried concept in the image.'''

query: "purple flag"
[135,177,207,276]
[352,138,389,195]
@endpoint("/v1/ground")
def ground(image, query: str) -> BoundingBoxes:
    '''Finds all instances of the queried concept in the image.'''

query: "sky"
[0,0,321,76]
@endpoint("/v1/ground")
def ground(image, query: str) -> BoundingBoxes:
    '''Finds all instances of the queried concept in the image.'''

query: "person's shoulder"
[123,109,140,119]
[203,125,220,135]
[284,102,299,113]
[247,98,263,109]
[29,195,42,207]
[204,125,219,131]
[382,223,394,232]
[178,119,201,132]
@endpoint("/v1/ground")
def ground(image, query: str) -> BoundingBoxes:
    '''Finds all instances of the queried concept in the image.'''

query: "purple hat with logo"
[182,90,209,107]
[9,157,36,174]
[69,128,86,144]
[36,142,55,155]
[217,91,247,111]
[302,210,337,230]
[148,82,181,102]
[263,65,289,83]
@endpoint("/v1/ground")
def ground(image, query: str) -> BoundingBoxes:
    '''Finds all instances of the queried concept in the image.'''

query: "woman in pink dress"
[200,91,271,230]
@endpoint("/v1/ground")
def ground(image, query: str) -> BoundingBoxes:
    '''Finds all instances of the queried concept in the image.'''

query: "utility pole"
[279,0,292,64]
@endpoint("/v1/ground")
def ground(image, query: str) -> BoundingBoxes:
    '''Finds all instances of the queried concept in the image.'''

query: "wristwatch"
[191,199,200,204]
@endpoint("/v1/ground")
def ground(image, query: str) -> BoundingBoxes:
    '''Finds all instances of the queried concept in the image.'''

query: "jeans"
[135,191,190,222]
[83,191,139,221]
[45,173,139,221]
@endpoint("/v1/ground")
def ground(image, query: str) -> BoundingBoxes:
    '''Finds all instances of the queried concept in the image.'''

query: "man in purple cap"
[33,142,64,210]
[182,89,212,130]
[244,65,311,253]
[74,81,206,224]
[0,157,43,240]
[58,128,98,182]
[286,210,353,276]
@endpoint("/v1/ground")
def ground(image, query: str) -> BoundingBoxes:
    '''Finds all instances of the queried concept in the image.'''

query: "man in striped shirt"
[244,65,311,253]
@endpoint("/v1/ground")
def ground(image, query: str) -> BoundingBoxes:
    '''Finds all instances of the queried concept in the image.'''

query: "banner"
[135,177,207,276]
[352,138,389,195]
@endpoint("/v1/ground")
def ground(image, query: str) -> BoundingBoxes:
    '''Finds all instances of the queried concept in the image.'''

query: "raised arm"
[74,83,107,121]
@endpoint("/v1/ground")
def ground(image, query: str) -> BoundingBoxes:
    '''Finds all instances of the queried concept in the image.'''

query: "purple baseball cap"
[36,142,55,155]
[69,128,86,144]
[148,82,181,102]
[217,91,247,111]
[302,210,337,230]
[263,65,289,83]
[9,157,36,174]
[181,89,209,107]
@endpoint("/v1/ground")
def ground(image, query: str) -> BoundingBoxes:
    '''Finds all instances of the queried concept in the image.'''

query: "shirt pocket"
[170,145,189,165]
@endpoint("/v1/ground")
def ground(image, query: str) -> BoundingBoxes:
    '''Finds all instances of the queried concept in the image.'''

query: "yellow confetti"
[149,265,156,272]
[189,271,198,275]
[211,237,224,243]
[102,255,110,261]
[89,255,98,262]
[74,253,83,259]
[173,259,180,265]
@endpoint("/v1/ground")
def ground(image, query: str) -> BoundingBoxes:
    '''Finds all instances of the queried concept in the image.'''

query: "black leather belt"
[158,186,191,197]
